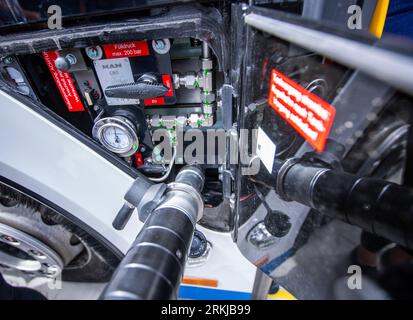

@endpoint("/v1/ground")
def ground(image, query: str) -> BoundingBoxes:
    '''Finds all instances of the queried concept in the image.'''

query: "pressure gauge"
[92,116,139,157]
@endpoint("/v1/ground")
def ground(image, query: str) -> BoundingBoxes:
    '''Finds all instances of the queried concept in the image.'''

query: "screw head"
[65,53,77,65]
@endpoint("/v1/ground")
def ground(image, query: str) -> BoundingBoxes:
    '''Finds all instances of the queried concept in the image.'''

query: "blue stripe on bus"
[179,286,252,300]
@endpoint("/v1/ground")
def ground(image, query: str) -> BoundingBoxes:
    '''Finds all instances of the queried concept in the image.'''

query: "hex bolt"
[42,263,59,276]
[28,249,47,259]
[0,234,19,245]
[2,56,13,64]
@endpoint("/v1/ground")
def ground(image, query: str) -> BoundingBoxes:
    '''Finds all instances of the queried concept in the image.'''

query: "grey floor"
[276,220,364,299]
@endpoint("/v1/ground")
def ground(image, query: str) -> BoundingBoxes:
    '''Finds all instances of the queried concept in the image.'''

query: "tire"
[343,100,409,179]
[0,183,120,283]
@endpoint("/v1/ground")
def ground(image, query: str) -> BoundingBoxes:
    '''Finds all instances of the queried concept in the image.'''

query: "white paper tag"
[256,127,276,173]
[94,58,140,106]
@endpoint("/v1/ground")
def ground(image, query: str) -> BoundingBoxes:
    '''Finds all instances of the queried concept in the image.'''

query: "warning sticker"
[257,127,277,173]
[42,51,85,112]
[268,69,336,153]
[144,97,165,106]
[103,41,150,59]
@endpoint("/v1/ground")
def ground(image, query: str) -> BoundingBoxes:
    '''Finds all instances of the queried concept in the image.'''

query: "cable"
[148,146,177,183]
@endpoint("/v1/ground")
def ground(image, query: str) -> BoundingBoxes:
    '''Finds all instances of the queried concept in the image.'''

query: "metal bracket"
[136,183,167,223]
[112,175,167,230]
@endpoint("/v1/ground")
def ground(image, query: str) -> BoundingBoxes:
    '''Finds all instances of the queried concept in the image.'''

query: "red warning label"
[103,41,150,58]
[144,97,165,106]
[42,51,85,112]
[268,69,336,153]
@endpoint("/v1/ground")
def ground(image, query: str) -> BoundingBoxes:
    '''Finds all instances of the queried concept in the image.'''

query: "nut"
[201,58,213,70]
[201,113,214,127]
[173,73,181,89]
[176,116,188,127]
[183,72,198,89]
[150,115,161,127]
[200,92,216,104]
[188,114,200,128]
[202,103,216,115]
[162,116,176,129]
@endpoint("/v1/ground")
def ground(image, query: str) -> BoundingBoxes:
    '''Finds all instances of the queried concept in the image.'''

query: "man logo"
[347,5,363,30]
[47,5,62,30]
[347,265,363,290]
[102,63,123,69]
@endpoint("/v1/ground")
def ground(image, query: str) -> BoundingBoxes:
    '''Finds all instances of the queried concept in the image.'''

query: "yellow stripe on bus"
[267,289,297,300]
[369,0,390,38]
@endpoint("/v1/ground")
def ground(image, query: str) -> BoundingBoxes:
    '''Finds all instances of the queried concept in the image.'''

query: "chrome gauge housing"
[92,116,139,157]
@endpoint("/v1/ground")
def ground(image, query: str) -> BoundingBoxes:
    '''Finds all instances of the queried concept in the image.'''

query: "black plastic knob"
[112,203,135,230]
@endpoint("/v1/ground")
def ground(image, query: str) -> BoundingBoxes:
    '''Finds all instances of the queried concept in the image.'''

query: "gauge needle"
[114,127,120,143]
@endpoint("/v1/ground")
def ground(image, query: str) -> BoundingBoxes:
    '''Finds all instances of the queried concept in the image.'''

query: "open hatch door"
[232,2,413,298]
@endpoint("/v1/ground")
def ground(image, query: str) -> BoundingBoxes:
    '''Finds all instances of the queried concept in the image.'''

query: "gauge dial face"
[102,126,131,150]
[92,116,139,157]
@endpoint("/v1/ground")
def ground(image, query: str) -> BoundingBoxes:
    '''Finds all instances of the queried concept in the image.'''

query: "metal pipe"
[202,41,211,59]
[200,41,215,125]
[244,11,413,96]
[251,269,273,300]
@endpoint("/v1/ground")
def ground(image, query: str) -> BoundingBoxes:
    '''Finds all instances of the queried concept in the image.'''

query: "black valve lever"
[105,73,169,100]
[112,202,135,230]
